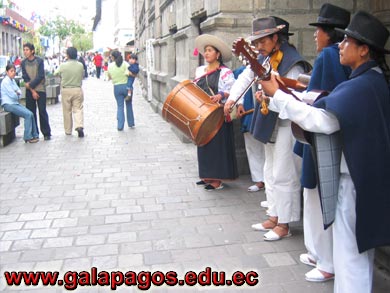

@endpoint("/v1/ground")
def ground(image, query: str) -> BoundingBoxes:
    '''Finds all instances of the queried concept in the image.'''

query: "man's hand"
[31,89,40,100]
[260,72,280,97]
[224,100,234,115]
[236,104,245,118]
[255,90,270,115]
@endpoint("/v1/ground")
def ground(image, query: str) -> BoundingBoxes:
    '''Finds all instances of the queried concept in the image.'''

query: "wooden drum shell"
[162,80,224,146]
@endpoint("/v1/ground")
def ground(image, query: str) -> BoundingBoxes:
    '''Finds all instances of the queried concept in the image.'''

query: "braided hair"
[372,50,390,84]
[355,39,390,84]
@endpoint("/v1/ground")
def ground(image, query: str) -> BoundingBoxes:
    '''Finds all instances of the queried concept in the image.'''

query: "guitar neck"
[280,77,307,92]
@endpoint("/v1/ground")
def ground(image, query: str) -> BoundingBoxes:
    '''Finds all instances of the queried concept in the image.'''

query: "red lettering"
[185,271,197,286]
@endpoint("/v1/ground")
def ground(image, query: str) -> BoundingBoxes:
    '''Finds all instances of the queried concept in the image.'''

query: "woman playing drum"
[193,34,238,190]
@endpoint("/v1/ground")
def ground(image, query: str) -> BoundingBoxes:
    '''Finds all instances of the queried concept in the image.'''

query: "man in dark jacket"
[21,43,51,140]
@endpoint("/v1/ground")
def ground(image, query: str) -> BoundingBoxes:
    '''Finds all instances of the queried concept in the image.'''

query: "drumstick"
[241,109,254,117]
[229,78,257,112]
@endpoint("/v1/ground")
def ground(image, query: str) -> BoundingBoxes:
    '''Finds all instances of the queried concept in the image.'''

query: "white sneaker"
[260,200,268,208]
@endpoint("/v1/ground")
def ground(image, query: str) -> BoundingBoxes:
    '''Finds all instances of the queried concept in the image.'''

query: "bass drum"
[162,80,224,147]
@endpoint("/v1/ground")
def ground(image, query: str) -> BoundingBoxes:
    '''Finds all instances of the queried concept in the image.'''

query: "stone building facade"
[134,0,388,112]
[0,7,33,56]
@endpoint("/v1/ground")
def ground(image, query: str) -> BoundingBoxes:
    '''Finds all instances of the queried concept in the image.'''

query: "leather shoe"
[25,138,39,143]
[76,127,84,138]
[196,180,207,185]
[204,183,224,191]
[305,268,334,282]
[44,135,51,141]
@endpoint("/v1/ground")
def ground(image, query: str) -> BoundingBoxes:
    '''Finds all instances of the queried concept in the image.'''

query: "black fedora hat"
[309,3,350,29]
[272,16,294,36]
[247,17,285,42]
[336,10,390,54]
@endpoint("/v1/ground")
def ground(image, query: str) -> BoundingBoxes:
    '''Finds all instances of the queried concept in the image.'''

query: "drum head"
[195,107,224,146]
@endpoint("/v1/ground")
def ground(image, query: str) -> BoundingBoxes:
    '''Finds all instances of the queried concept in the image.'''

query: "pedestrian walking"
[107,50,135,130]
[53,47,85,138]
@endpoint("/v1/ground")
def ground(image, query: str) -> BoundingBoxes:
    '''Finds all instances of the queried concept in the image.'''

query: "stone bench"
[0,110,20,147]
[19,85,60,105]
[46,85,60,105]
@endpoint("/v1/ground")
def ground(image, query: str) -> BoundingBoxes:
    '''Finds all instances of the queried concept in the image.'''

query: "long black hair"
[355,39,390,83]
[322,26,345,44]
[371,50,390,83]
[111,51,123,67]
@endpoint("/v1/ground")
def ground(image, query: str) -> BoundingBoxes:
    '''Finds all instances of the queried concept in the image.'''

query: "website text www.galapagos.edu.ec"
[4,267,259,290]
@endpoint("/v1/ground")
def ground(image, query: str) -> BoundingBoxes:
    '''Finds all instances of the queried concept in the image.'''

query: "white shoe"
[263,229,291,241]
[305,268,334,282]
[260,200,268,208]
[248,183,264,192]
[248,185,260,192]
[299,253,317,267]
[251,222,272,231]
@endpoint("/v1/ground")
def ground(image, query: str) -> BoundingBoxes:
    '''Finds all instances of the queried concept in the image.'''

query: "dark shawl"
[250,42,312,143]
[315,60,390,252]
[294,44,351,188]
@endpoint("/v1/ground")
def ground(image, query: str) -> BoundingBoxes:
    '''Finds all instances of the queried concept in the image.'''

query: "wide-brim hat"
[195,34,232,62]
[336,10,390,54]
[309,3,350,28]
[247,17,286,42]
[272,16,294,36]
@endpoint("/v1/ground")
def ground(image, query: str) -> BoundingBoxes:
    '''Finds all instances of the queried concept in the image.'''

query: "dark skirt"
[197,122,238,180]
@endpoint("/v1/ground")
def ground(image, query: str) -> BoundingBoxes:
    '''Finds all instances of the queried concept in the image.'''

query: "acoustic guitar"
[232,38,326,144]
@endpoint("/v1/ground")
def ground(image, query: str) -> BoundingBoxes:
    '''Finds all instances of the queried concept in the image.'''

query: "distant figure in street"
[21,43,52,140]
[54,47,85,138]
[102,61,109,81]
[1,64,39,143]
[107,50,135,130]
[78,54,88,79]
[93,52,103,79]
[125,54,139,101]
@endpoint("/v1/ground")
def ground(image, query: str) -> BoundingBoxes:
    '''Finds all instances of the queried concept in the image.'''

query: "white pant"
[303,188,334,273]
[333,174,374,293]
[264,124,301,223]
[244,132,265,183]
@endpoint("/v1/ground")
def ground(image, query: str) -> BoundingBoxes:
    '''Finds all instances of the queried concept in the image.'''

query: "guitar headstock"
[232,38,270,79]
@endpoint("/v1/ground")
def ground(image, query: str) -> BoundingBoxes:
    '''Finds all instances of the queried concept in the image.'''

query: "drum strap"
[205,74,216,95]
[193,68,219,83]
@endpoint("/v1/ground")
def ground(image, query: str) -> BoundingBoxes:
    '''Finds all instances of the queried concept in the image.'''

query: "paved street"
[0,77,389,292]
